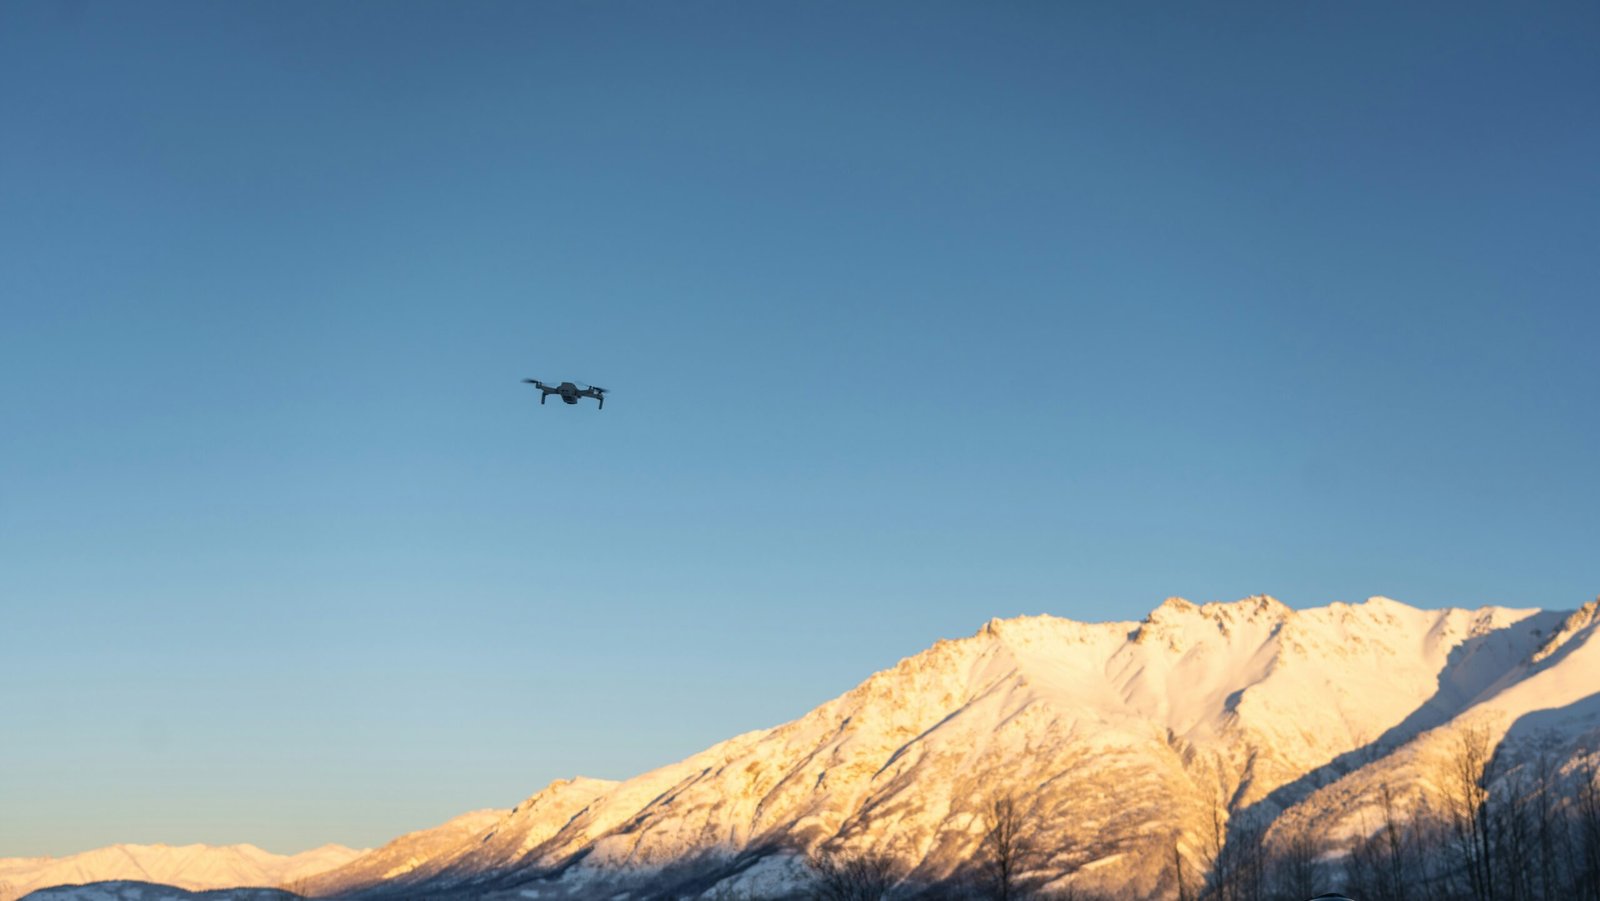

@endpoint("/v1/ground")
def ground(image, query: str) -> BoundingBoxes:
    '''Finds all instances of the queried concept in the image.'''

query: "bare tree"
[807,845,900,901]
[978,792,1038,901]
[1171,833,1192,901]
[1576,758,1600,901]
[1347,782,1417,901]
[1446,724,1496,900]
[1528,741,1566,901]
[1410,800,1458,901]
[1494,766,1538,901]
[1343,827,1382,901]
[1194,780,1266,901]
[1267,823,1325,901]
[1211,812,1267,901]
[1199,789,1230,901]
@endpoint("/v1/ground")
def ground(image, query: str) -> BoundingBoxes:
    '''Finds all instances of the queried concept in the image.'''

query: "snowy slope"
[0,845,361,901]
[311,595,1598,899]
[1271,599,1600,845]
[293,808,510,898]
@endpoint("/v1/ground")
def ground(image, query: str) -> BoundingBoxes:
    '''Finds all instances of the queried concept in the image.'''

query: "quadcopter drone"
[523,378,607,409]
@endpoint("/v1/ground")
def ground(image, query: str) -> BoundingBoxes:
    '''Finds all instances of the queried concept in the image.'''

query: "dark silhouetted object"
[524,379,607,409]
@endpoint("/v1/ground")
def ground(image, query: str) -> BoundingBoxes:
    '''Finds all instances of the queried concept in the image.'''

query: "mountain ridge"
[300,594,1599,899]
[0,843,363,901]
[18,595,1599,900]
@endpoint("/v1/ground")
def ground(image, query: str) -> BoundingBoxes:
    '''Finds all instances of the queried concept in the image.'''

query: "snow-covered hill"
[290,809,510,899]
[0,844,361,901]
[18,882,298,901]
[303,595,1600,899]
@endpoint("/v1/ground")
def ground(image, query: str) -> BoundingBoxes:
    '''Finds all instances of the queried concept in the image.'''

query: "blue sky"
[2,1,1597,856]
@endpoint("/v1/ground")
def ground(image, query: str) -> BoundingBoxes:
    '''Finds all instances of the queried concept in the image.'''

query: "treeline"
[1207,730,1600,901]
[726,730,1600,900]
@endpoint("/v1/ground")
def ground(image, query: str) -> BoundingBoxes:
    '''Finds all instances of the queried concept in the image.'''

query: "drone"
[523,378,607,409]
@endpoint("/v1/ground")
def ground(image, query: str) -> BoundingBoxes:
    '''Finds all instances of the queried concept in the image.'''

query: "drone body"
[524,378,607,409]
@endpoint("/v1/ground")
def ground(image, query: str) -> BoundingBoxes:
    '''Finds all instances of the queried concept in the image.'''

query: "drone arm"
[597,395,604,410]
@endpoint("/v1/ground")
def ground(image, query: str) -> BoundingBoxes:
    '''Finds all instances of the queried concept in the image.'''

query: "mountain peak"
[1156,595,1196,615]
[1531,597,1600,665]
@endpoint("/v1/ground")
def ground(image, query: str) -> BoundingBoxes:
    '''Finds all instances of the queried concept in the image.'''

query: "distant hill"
[19,881,297,901]
[0,843,360,901]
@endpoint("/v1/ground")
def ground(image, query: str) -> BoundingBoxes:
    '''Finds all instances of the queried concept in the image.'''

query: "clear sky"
[2,0,1596,858]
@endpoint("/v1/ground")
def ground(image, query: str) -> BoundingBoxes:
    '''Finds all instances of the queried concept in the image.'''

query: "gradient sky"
[2,1,1597,857]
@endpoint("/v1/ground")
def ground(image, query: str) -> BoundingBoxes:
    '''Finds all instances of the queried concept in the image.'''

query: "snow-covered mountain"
[289,809,510,899]
[0,844,361,901]
[302,595,1600,899]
